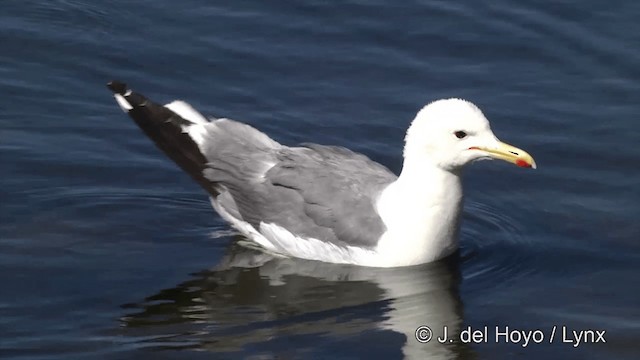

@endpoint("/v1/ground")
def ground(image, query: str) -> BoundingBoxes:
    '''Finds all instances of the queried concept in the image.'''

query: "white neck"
[374,155,463,267]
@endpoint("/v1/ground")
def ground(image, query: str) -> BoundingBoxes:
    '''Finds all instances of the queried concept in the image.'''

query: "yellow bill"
[470,141,537,169]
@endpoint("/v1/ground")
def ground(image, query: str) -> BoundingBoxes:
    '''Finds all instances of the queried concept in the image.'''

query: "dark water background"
[1,1,639,359]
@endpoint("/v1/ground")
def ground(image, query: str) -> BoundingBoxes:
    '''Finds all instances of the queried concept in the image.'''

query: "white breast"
[374,166,463,267]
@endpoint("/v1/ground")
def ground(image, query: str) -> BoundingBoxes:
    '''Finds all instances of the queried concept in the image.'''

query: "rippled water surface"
[1,1,639,359]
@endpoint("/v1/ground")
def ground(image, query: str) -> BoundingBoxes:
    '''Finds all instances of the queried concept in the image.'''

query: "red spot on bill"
[516,159,531,168]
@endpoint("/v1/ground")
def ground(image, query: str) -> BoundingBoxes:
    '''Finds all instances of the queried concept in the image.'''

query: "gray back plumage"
[202,120,397,248]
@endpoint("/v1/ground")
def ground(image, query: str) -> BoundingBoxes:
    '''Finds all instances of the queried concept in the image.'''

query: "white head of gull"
[107,82,536,268]
[375,99,535,267]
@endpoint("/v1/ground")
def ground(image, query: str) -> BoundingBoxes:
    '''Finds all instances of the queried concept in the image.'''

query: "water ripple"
[460,199,537,292]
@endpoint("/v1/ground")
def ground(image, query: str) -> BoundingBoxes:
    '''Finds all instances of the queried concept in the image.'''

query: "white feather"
[114,94,132,112]
[258,223,380,265]
[165,100,209,124]
[164,100,210,150]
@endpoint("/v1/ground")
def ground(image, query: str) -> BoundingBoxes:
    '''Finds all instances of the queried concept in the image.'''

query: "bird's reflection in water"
[120,239,475,359]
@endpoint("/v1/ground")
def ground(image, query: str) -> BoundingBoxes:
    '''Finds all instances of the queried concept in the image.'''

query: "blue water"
[1,1,639,359]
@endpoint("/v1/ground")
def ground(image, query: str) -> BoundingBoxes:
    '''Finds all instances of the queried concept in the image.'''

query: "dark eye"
[454,131,467,139]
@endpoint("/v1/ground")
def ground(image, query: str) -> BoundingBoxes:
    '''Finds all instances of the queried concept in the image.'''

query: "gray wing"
[202,124,397,248]
[265,144,397,247]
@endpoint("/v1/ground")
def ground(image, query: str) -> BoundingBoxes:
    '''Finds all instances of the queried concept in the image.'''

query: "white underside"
[210,198,383,266]
[210,179,461,268]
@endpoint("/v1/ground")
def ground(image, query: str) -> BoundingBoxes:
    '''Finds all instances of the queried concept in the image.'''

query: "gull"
[107,81,535,268]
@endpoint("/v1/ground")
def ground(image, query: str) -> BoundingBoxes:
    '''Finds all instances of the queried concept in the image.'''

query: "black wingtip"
[107,80,128,95]
[106,81,215,196]
[107,81,149,108]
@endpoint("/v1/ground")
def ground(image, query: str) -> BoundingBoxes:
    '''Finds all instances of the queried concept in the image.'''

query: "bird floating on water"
[107,81,535,268]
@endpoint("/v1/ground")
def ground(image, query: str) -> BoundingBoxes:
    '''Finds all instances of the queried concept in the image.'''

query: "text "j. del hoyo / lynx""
[431,325,606,347]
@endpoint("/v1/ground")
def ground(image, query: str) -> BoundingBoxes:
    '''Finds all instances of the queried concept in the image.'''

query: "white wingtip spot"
[114,94,132,112]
